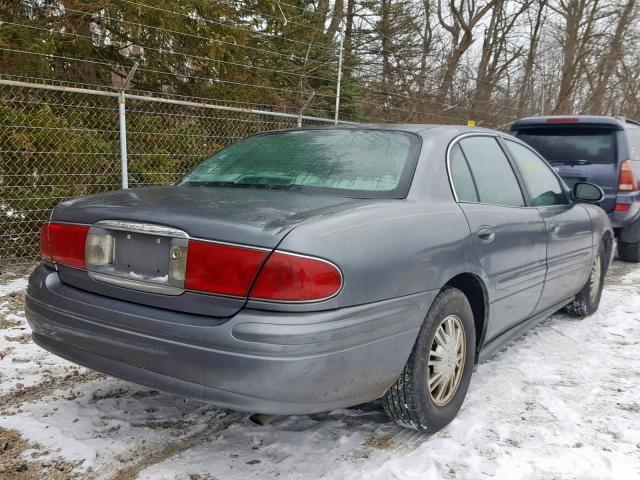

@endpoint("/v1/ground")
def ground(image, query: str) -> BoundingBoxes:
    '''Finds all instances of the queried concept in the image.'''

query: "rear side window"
[458,137,525,207]
[505,140,568,206]
[514,127,616,164]
[627,128,640,162]
[449,144,478,202]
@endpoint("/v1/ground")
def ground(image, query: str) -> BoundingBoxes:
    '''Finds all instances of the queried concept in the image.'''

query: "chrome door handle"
[477,226,496,244]
[548,222,560,234]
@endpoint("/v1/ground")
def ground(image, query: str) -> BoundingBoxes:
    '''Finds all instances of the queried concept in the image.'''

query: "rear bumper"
[610,205,640,243]
[25,265,433,414]
[609,192,640,233]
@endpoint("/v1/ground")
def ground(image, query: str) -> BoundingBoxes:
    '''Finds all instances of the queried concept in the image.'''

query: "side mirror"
[572,182,604,204]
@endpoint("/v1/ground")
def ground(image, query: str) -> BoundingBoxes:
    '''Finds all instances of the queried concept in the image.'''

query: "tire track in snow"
[0,370,104,414]
[108,411,245,480]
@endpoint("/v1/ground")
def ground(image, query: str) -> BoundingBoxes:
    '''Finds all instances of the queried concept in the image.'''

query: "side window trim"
[454,143,481,202]
[500,136,572,207]
[446,133,531,208]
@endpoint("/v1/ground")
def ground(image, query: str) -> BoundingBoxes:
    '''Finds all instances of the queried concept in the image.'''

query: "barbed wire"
[2,19,339,84]
[0,47,337,99]
[0,73,339,117]
[210,0,333,36]
[6,2,525,119]
[119,0,339,53]
[17,1,338,67]
[1,50,515,124]
[353,85,518,120]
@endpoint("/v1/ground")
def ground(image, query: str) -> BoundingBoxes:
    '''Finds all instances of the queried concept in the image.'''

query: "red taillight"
[614,203,631,212]
[618,160,638,191]
[47,223,89,269]
[184,240,268,297]
[545,117,579,123]
[250,252,342,302]
[40,223,52,260]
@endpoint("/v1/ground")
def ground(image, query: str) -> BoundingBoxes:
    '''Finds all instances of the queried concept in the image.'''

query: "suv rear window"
[180,129,420,198]
[514,127,616,165]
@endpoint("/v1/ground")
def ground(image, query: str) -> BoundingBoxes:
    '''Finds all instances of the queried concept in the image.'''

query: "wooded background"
[1,0,639,262]
[2,0,639,127]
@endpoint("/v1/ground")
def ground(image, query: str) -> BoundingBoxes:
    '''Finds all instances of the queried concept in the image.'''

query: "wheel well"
[444,273,488,362]
[602,230,613,271]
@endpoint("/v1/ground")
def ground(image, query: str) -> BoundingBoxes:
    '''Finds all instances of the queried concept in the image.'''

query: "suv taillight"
[618,160,638,191]
[40,222,89,269]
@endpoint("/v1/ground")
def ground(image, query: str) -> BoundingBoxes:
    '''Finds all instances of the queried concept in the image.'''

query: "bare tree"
[517,0,549,115]
[471,0,531,120]
[551,0,607,114]
[585,0,637,114]
[436,0,499,102]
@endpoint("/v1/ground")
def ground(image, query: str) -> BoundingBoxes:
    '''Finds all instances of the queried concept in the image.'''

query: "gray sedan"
[26,125,612,432]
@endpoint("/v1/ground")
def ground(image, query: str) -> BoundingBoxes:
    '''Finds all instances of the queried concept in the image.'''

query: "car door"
[503,139,593,312]
[450,135,548,341]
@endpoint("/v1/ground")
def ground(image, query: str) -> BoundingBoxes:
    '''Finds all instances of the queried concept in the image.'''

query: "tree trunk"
[586,0,636,114]
[380,0,392,86]
[517,0,547,115]
[327,0,345,35]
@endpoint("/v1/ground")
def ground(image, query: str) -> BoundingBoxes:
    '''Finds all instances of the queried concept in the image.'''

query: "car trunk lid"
[50,185,366,317]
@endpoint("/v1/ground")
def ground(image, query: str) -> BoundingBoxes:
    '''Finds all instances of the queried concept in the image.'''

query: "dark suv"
[511,116,640,262]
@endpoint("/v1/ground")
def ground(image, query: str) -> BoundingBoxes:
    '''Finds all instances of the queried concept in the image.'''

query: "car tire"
[618,240,640,263]
[563,242,607,318]
[382,287,475,432]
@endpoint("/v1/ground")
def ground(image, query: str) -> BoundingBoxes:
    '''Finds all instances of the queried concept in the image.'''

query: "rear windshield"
[180,129,420,198]
[514,127,616,165]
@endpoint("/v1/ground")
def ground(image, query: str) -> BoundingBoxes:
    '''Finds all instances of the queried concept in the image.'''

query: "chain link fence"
[0,80,338,265]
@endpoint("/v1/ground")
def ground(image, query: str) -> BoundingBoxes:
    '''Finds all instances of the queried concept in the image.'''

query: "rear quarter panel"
[246,128,485,313]
[262,200,476,312]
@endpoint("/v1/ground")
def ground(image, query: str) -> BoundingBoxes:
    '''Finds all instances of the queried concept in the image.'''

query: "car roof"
[511,115,640,130]
[293,123,501,137]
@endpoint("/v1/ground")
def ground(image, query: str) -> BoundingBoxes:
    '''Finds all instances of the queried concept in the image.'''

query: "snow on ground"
[0,277,28,297]
[0,261,639,480]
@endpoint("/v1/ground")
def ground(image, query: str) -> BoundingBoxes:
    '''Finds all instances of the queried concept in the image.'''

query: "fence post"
[118,63,138,189]
[118,92,128,189]
[334,21,345,125]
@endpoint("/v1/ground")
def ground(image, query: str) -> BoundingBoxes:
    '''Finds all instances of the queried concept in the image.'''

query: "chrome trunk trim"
[95,220,189,238]
[88,271,185,296]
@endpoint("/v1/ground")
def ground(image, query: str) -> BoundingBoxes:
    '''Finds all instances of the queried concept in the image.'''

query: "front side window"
[180,129,420,198]
[506,140,568,206]
[458,136,525,207]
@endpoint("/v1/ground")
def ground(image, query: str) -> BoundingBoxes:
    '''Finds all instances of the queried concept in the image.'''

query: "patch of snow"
[0,277,28,297]
[0,379,218,472]
[0,301,77,396]
[0,263,639,479]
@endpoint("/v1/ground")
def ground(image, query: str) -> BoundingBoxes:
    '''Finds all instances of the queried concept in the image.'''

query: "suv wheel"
[618,240,640,263]
[382,287,475,432]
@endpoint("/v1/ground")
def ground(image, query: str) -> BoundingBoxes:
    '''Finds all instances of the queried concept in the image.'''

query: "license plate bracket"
[85,221,189,294]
